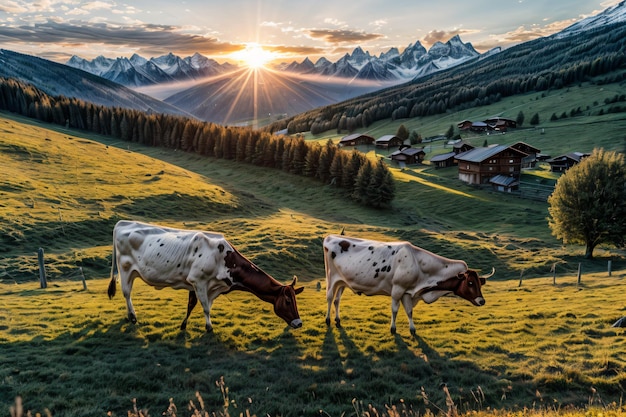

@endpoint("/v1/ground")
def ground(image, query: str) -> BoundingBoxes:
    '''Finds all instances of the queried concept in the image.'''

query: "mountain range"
[1,1,625,127]
[66,35,482,87]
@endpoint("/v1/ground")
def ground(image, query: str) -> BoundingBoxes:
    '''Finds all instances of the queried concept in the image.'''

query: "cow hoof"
[325,318,331,326]
[180,321,188,331]
[410,328,416,336]
[128,314,137,324]
[334,319,341,328]
[390,327,396,334]
[205,325,214,333]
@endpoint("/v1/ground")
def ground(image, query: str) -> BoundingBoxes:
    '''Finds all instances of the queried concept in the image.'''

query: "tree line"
[0,77,395,208]
[265,22,626,136]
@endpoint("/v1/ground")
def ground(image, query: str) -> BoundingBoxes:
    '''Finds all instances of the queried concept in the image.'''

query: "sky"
[0,0,621,66]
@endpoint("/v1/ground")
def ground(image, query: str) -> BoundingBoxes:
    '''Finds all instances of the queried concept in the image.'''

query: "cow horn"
[290,275,298,286]
[481,267,495,279]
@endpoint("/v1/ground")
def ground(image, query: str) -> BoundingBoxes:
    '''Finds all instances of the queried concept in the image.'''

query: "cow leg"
[190,281,219,332]
[180,291,198,330]
[401,294,416,335]
[390,297,400,334]
[120,271,139,324]
[326,286,345,328]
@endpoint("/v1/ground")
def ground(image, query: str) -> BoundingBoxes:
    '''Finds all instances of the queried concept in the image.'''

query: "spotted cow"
[108,220,304,332]
[323,234,493,334]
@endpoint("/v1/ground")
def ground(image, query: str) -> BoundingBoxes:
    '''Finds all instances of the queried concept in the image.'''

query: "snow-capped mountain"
[67,35,482,88]
[277,35,480,81]
[66,51,234,86]
[556,0,626,37]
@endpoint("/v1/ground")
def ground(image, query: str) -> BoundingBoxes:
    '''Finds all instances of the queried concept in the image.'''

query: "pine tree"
[352,161,373,204]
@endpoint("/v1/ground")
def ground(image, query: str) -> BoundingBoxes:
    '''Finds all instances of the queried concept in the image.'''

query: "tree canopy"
[547,148,626,259]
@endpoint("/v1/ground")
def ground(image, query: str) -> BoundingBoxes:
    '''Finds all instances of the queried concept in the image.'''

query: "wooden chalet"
[457,120,488,132]
[456,144,527,185]
[484,117,517,131]
[390,146,425,165]
[339,133,375,147]
[510,141,541,168]
[546,152,590,172]
[429,140,475,169]
[375,135,404,149]
[458,117,517,133]
[453,140,474,154]
[430,151,456,168]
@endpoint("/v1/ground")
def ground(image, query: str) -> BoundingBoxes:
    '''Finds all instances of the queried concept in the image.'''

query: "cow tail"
[107,237,118,299]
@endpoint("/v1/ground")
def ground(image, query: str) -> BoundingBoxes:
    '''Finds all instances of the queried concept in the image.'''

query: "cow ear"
[480,278,486,285]
[295,287,304,295]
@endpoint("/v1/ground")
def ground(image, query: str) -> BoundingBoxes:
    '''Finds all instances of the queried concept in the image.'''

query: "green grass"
[304,81,626,158]
[0,108,625,416]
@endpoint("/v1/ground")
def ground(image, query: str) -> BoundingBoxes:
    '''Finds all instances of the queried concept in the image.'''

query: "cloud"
[0,20,243,56]
[306,29,384,45]
[422,28,478,47]
[493,18,577,46]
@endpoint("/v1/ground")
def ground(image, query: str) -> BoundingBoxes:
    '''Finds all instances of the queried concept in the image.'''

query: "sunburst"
[231,43,275,69]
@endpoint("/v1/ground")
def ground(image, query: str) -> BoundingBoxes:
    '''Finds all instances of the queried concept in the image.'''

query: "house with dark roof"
[456,144,527,186]
[546,152,590,172]
[510,142,541,168]
[489,174,519,193]
[339,133,375,147]
[375,135,404,149]
[429,140,475,169]
[390,146,425,165]
[484,117,517,131]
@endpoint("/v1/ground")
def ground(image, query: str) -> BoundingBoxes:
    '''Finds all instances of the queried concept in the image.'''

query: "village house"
[429,140,474,168]
[390,146,425,166]
[510,142,541,168]
[455,144,527,186]
[375,134,404,149]
[546,152,590,172]
[339,133,375,147]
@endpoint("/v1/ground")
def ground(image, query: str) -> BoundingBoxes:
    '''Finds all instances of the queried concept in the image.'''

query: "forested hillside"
[0,77,395,207]
[264,23,626,135]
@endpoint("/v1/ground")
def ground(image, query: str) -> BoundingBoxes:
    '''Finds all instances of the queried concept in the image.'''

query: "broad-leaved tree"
[547,148,626,259]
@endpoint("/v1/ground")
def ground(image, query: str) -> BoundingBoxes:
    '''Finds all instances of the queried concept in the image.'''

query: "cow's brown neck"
[423,274,463,294]
[224,249,283,302]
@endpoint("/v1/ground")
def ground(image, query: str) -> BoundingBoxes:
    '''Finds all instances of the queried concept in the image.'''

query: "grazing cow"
[323,234,493,334]
[108,220,304,332]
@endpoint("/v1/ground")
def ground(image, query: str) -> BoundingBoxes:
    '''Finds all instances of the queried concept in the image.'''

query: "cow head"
[274,276,304,329]
[454,267,494,306]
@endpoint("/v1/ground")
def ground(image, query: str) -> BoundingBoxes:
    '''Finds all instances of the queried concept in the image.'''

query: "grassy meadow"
[0,97,625,417]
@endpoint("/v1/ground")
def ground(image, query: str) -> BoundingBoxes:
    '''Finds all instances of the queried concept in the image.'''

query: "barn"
[546,152,590,172]
[339,133,375,147]
[375,135,404,149]
[390,146,425,165]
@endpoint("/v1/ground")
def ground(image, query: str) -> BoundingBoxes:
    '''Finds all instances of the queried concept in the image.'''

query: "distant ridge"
[0,49,191,117]
[67,35,481,88]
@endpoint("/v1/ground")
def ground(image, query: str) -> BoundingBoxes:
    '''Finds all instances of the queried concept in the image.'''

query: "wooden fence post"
[79,267,88,290]
[551,263,557,285]
[577,263,582,286]
[37,247,47,289]
[608,260,612,277]
[518,270,524,287]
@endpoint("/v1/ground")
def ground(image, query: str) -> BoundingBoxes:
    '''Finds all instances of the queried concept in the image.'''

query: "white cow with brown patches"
[323,234,493,334]
[108,220,303,332]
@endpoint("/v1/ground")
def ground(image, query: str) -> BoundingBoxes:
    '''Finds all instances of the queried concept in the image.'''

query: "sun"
[232,43,275,69]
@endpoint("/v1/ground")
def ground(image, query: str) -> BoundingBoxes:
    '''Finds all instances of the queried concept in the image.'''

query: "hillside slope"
[1,111,624,286]
[0,49,191,117]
